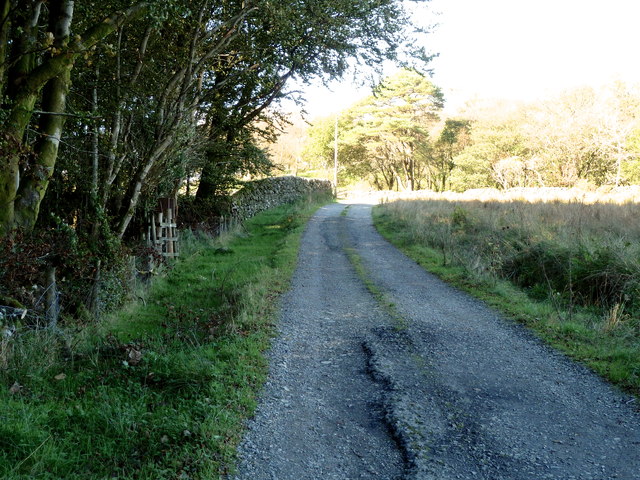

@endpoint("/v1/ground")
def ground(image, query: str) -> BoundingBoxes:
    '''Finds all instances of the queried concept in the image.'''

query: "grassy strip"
[373,205,640,397]
[342,245,408,331]
[339,206,407,330]
[0,195,330,479]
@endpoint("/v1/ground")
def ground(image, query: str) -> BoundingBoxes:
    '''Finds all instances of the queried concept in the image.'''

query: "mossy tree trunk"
[0,2,149,238]
[14,0,74,231]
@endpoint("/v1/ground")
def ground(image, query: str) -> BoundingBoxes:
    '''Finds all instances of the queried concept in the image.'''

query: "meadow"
[373,187,640,396]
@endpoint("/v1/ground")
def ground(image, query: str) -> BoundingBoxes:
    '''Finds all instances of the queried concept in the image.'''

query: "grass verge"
[0,195,330,479]
[373,203,640,398]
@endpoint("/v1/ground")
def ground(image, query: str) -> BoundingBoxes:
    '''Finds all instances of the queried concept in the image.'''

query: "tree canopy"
[300,79,640,193]
[303,69,444,190]
[0,0,430,240]
[0,0,435,316]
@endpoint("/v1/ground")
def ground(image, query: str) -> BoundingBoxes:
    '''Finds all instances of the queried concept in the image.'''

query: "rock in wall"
[231,176,333,220]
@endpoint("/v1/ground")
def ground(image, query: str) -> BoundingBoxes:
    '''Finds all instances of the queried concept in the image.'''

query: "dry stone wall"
[231,176,333,220]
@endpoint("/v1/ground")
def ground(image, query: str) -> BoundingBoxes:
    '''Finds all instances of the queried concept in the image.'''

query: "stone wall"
[231,176,333,220]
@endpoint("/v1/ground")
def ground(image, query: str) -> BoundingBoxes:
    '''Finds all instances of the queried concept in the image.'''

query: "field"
[373,187,640,396]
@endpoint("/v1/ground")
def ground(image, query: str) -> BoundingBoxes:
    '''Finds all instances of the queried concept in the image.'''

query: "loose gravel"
[233,200,640,480]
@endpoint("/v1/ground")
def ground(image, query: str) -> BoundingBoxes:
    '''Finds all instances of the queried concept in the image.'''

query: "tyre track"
[234,200,640,479]
[347,202,640,479]
[232,203,404,479]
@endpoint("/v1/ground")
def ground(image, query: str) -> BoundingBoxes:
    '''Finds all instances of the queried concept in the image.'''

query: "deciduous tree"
[0,1,151,237]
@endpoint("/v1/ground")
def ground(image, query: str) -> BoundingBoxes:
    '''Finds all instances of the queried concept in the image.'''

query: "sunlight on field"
[378,185,640,205]
[377,187,640,315]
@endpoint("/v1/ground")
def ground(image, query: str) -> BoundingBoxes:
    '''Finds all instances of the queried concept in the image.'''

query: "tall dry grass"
[375,187,640,394]
[378,188,640,318]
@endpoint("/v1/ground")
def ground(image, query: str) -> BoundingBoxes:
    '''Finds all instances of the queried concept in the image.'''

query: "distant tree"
[301,114,369,186]
[302,116,336,173]
[448,107,529,191]
[448,83,640,191]
[623,127,640,183]
[522,88,605,186]
[592,82,640,186]
[429,119,471,191]
[340,69,444,190]
[267,116,308,176]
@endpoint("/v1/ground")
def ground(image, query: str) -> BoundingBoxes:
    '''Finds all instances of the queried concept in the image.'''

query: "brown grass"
[374,188,640,395]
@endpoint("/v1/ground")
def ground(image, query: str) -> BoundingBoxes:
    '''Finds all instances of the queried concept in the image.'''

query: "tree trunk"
[0,2,150,237]
[116,135,174,238]
[195,130,237,202]
[45,266,58,328]
[6,1,42,99]
[14,0,74,230]
[0,0,12,96]
[0,93,38,237]
[91,65,100,198]
[410,155,415,191]
[15,66,72,230]
[195,158,220,201]
[0,2,43,237]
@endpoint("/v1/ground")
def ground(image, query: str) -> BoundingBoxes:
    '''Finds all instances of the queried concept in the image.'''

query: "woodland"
[0,0,427,321]
[294,73,640,192]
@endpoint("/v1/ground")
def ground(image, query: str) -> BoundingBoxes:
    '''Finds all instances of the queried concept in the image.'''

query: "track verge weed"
[0,194,331,479]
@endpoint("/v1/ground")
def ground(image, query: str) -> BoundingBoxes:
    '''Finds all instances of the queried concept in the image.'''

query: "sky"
[295,0,640,118]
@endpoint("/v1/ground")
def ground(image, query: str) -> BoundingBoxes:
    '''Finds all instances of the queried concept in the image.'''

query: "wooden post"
[45,266,58,328]
[157,211,164,254]
[166,207,174,257]
[150,212,157,246]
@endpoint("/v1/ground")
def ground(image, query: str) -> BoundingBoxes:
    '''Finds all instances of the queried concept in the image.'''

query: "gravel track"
[233,200,640,479]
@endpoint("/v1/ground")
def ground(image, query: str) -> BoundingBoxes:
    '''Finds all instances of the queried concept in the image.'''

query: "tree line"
[299,72,640,192]
[0,0,427,316]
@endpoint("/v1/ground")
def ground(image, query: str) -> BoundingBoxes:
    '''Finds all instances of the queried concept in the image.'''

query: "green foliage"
[1,0,431,323]
[622,127,640,183]
[304,69,444,190]
[0,197,328,479]
[429,119,472,191]
[446,83,640,191]
[302,116,337,171]
[195,133,274,201]
[450,206,469,227]
[196,0,433,199]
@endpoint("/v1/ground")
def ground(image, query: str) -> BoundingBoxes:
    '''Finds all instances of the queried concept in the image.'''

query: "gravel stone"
[232,200,640,479]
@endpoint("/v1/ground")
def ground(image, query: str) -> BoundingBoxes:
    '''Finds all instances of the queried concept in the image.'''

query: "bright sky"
[295,0,640,118]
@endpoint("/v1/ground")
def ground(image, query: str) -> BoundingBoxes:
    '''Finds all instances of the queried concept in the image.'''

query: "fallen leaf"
[54,373,66,381]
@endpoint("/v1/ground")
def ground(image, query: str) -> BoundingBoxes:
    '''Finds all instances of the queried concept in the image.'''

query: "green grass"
[0,194,331,479]
[373,201,640,397]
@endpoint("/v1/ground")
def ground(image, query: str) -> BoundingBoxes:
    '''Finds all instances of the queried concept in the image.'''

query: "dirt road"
[233,201,640,480]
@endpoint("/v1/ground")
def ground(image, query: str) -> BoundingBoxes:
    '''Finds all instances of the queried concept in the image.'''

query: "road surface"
[233,201,640,480]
